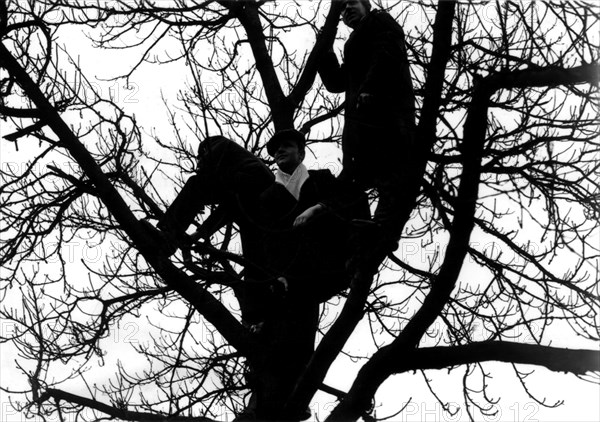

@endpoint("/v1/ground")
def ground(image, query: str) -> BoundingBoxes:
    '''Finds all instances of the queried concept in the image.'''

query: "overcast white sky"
[1,1,599,421]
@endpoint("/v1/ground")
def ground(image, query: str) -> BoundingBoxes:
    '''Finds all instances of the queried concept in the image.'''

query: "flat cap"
[266,129,306,157]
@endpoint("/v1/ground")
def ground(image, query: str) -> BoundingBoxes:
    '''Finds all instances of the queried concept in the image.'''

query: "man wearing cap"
[318,0,417,249]
[260,128,365,302]
[263,129,334,229]
[254,129,367,418]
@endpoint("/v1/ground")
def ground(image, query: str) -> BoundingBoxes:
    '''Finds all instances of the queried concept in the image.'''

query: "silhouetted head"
[196,135,230,173]
[342,0,371,29]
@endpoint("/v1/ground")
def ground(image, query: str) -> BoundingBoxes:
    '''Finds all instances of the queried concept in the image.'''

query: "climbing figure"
[155,133,367,324]
[318,0,417,252]
[155,132,367,420]
[157,135,275,324]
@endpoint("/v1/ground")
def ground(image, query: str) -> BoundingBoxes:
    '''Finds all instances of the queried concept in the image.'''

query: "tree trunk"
[241,299,319,421]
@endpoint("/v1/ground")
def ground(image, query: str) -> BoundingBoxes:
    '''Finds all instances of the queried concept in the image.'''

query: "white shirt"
[275,163,309,200]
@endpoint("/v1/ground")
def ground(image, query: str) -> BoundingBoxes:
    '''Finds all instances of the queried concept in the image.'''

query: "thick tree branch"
[399,342,600,375]
[288,0,344,107]
[326,62,600,421]
[2,120,46,142]
[38,388,216,422]
[0,103,41,118]
[286,271,374,416]
[0,0,7,33]
[118,169,165,218]
[300,103,344,134]
[0,44,146,248]
[488,63,600,90]
[229,1,290,129]
[0,42,256,358]
[417,0,457,154]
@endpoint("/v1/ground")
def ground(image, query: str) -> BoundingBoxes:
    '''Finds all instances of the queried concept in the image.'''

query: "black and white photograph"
[0,1,598,421]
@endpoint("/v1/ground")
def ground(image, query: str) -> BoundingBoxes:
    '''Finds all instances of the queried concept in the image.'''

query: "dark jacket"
[319,10,416,183]
[158,136,274,238]
[158,137,275,287]
[260,169,368,302]
[159,138,368,309]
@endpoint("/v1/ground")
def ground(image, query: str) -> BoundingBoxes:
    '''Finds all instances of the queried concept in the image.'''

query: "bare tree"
[1,1,599,421]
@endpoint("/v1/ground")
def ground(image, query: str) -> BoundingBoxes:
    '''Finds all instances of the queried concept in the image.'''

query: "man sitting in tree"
[253,128,367,419]
[156,131,368,419]
[260,128,367,304]
[156,132,367,321]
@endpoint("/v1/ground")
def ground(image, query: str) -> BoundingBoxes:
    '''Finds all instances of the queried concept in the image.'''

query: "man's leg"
[158,174,214,239]
[371,124,418,251]
[373,170,406,249]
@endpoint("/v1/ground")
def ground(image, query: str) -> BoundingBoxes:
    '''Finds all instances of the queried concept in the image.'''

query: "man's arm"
[294,170,370,227]
[158,174,206,237]
[318,49,347,93]
[293,203,326,227]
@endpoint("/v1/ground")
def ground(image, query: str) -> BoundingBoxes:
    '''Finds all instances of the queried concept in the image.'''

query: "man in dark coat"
[260,129,368,303]
[156,134,365,323]
[157,135,275,324]
[255,128,368,419]
[158,135,274,243]
[318,0,417,247]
